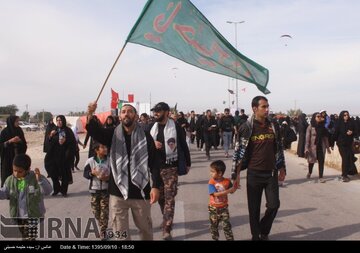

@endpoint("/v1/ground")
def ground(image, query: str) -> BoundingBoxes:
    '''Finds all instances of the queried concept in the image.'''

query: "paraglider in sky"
[280,34,292,46]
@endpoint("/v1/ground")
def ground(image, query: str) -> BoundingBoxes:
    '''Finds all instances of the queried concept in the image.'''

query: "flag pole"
[95,42,128,103]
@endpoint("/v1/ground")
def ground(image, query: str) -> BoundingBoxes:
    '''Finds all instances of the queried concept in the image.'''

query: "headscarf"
[338,110,354,138]
[56,115,67,129]
[310,112,326,147]
[299,113,309,130]
[104,115,116,129]
[5,116,27,143]
[6,116,20,137]
[338,110,350,125]
[1,115,27,155]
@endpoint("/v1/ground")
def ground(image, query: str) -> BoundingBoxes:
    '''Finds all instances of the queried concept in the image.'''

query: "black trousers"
[247,169,280,239]
[203,133,212,156]
[51,176,69,195]
[338,145,353,177]
[308,148,325,178]
[74,150,80,168]
[50,162,72,195]
[196,134,204,149]
[204,132,217,156]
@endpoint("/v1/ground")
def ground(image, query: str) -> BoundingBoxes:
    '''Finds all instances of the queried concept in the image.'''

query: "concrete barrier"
[289,141,360,172]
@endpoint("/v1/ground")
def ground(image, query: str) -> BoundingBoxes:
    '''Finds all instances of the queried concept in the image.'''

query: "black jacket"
[86,118,161,200]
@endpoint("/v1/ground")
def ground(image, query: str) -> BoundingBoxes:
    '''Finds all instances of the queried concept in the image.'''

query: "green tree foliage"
[0,104,19,115]
[20,111,30,122]
[287,109,303,117]
[34,111,53,123]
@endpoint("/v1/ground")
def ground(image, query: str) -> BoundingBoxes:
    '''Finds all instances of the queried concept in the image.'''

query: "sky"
[1,0,360,116]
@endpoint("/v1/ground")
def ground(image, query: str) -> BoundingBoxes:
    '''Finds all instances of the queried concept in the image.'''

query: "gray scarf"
[110,123,149,200]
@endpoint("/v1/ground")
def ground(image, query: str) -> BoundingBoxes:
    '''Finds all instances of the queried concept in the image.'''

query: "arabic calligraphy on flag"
[126,0,270,94]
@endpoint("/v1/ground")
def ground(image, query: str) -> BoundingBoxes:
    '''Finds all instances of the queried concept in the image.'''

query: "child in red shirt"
[208,160,235,240]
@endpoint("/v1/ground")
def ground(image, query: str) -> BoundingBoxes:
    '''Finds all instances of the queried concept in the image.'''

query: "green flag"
[118,99,128,109]
[126,0,270,94]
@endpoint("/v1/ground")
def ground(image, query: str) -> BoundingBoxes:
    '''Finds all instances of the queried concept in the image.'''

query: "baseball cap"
[151,102,170,112]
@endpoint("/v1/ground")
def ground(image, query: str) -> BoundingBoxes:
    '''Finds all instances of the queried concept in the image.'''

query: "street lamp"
[226,20,245,111]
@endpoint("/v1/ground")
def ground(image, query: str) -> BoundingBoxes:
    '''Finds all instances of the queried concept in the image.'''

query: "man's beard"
[122,117,134,127]
[155,114,165,122]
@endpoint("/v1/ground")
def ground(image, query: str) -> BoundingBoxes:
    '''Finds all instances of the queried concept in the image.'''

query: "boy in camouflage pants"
[83,142,110,240]
[208,160,235,240]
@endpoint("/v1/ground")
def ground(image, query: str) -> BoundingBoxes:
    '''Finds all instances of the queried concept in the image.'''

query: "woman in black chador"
[0,115,27,186]
[297,113,309,157]
[45,115,76,197]
[333,110,357,182]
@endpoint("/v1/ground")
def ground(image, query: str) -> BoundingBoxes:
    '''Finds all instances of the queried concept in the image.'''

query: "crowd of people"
[0,98,359,241]
[279,110,359,182]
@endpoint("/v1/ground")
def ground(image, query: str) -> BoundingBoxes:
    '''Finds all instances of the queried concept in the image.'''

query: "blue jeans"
[223,131,232,153]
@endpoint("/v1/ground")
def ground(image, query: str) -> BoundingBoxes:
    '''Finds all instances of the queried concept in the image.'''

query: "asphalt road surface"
[1,144,360,241]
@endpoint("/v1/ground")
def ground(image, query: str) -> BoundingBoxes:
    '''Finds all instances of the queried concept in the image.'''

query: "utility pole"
[227,20,245,111]
[228,78,231,108]
[25,104,29,122]
[149,92,152,114]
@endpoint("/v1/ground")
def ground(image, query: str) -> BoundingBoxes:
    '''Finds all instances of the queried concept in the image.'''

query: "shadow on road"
[282,175,341,185]
[271,223,360,240]
[276,207,317,220]
[175,214,247,240]
[176,207,318,240]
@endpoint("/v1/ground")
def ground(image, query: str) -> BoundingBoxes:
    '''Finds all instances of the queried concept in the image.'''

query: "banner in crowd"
[111,89,119,109]
[126,0,270,94]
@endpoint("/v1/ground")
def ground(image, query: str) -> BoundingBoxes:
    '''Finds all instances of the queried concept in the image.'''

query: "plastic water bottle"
[58,129,66,144]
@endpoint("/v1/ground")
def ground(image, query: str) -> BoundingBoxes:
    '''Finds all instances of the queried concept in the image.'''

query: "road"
[1,144,360,241]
